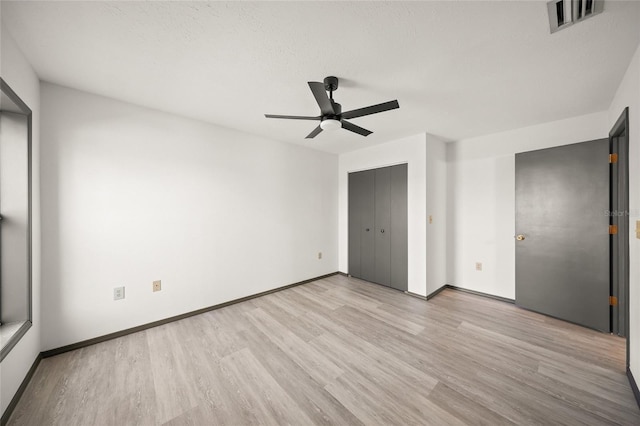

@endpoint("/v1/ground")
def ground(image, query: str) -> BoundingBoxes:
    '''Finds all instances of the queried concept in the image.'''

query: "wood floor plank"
[146,322,200,423]
[7,279,640,425]
[162,317,257,425]
[427,382,516,426]
[160,404,215,426]
[377,301,462,331]
[250,294,324,342]
[190,310,247,359]
[289,285,345,311]
[325,285,383,311]
[271,287,337,318]
[243,308,344,386]
[323,373,410,425]
[325,372,465,426]
[475,369,622,426]
[102,332,158,426]
[305,310,439,394]
[538,360,640,413]
[6,353,73,425]
[310,332,442,423]
[263,291,309,318]
[237,325,365,426]
[219,347,314,425]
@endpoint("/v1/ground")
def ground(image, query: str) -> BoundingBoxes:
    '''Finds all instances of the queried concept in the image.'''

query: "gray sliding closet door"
[348,164,407,292]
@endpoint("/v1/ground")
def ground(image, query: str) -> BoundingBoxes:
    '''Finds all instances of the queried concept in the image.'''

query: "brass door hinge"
[610,296,618,306]
[609,224,618,235]
[610,153,618,164]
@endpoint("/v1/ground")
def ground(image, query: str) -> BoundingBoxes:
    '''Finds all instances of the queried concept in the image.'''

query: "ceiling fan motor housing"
[324,76,339,92]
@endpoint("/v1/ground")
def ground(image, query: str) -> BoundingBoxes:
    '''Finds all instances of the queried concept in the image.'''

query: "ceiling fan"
[265,76,399,139]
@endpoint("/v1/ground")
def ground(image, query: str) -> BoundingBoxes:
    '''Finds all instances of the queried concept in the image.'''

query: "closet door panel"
[390,164,408,291]
[360,170,376,282]
[348,171,363,277]
[374,167,391,287]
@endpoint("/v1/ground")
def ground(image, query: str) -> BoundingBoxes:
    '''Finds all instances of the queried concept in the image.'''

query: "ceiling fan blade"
[341,120,372,137]
[265,114,321,120]
[305,125,323,139]
[308,82,336,116]
[341,100,399,120]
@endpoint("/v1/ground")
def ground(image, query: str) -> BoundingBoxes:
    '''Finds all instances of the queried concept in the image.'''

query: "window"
[0,78,32,362]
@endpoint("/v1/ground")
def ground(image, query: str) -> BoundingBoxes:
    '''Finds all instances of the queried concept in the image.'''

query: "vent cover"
[547,0,604,33]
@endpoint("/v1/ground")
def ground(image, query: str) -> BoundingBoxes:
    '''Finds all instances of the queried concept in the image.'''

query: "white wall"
[40,83,338,351]
[425,137,447,295]
[447,111,609,299]
[0,24,41,417]
[609,44,640,379]
[339,134,428,296]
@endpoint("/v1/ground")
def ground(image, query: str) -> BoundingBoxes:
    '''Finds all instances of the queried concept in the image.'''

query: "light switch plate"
[153,280,161,292]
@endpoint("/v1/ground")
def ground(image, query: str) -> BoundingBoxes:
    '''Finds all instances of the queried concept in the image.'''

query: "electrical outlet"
[318,252,322,260]
[429,215,433,224]
[114,286,125,300]
[153,280,161,292]
[475,262,482,271]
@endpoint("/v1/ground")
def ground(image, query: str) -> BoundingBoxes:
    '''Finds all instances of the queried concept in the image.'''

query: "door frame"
[609,107,630,367]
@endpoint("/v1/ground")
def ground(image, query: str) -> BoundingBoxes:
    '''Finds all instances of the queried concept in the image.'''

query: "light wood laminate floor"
[8,275,640,425]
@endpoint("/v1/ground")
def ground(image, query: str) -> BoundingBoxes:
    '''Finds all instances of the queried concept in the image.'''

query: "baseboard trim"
[1,353,42,426]
[405,291,427,300]
[437,285,515,304]
[337,271,349,277]
[426,285,447,300]
[41,272,338,359]
[628,367,640,409]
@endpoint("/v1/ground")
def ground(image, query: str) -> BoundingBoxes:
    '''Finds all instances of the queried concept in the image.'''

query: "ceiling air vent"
[547,0,604,33]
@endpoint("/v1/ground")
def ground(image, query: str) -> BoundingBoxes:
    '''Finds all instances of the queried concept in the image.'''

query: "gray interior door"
[515,139,609,332]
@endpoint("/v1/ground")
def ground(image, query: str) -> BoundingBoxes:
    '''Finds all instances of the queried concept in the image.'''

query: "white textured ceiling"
[2,1,639,154]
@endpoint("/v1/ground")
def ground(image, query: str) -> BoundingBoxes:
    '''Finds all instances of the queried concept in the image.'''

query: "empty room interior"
[2,1,640,425]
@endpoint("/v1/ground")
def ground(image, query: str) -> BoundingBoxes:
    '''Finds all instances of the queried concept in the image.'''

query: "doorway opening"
[514,108,631,367]
[609,107,630,368]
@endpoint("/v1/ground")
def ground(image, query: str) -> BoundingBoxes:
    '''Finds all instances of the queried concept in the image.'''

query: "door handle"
[365,228,370,232]
[515,234,525,241]
[380,229,385,234]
